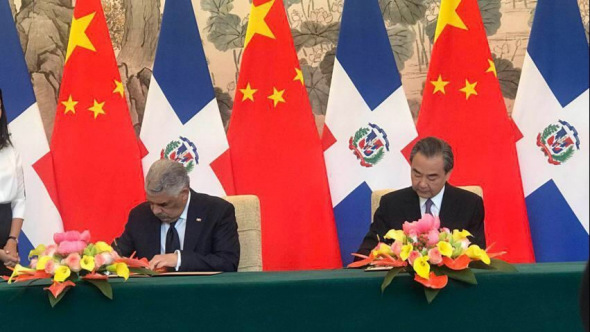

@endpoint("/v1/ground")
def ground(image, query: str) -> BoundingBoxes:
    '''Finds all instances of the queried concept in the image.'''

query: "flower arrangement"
[5,231,155,307]
[348,214,516,303]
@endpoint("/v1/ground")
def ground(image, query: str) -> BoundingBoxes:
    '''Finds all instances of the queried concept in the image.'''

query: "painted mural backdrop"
[7,0,590,139]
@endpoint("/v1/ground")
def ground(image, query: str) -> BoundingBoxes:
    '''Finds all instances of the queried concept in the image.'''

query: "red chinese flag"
[38,0,145,242]
[407,0,535,262]
[228,0,342,270]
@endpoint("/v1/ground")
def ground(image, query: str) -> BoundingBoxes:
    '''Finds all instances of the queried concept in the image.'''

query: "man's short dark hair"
[410,137,454,173]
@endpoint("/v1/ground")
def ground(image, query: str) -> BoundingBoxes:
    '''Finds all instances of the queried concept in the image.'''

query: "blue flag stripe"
[526,180,589,262]
[153,0,215,125]
[334,183,373,265]
[528,0,589,107]
[0,1,36,122]
[336,0,402,111]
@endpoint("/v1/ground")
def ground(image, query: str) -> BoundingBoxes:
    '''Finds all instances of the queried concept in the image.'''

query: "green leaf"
[206,14,246,52]
[478,0,502,36]
[301,63,330,115]
[493,54,522,100]
[201,0,234,15]
[489,259,518,273]
[381,267,404,293]
[129,267,159,276]
[435,266,478,285]
[319,48,336,86]
[214,87,234,130]
[291,22,340,52]
[424,288,440,304]
[380,0,427,26]
[86,279,113,300]
[48,288,70,308]
[387,24,416,70]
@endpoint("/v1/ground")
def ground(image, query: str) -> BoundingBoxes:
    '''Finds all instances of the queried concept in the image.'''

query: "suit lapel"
[147,215,162,258]
[405,189,422,222]
[183,190,206,251]
[439,184,458,225]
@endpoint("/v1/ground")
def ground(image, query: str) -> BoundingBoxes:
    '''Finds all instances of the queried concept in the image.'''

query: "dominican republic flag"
[141,0,234,196]
[513,0,589,262]
[323,0,417,265]
[0,1,63,263]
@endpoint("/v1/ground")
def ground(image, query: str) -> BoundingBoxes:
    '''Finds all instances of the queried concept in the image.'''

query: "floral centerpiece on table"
[348,214,516,303]
[5,231,156,307]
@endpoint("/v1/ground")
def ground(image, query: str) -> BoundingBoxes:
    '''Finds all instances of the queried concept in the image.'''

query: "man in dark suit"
[114,159,240,272]
[357,137,486,256]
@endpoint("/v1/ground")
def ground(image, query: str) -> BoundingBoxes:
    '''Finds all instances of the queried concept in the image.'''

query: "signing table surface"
[0,263,586,331]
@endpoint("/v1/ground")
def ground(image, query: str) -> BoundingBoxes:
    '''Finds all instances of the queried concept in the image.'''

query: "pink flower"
[45,260,57,274]
[43,244,58,257]
[427,229,440,246]
[94,252,114,268]
[391,241,402,256]
[63,253,81,273]
[57,240,87,256]
[403,214,441,236]
[428,248,443,265]
[408,250,422,265]
[80,231,91,243]
[53,231,91,245]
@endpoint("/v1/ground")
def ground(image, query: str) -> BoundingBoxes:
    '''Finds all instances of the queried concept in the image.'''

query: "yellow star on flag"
[113,80,125,97]
[434,0,468,43]
[240,83,258,102]
[268,88,286,107]
[431,75,450,95]
[294,68,305,85]
[245,0,276,48]
[459,80,478,100]
[65,12,97,63]
[88,100,106,119]
[486,59,497,77]
[62,95,78,115]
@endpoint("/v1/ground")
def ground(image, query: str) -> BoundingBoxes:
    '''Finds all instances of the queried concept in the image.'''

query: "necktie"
[425,198,434,215]
[165,221,181,254]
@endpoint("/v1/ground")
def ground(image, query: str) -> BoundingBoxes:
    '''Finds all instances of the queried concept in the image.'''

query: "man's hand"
[149,253,179,271]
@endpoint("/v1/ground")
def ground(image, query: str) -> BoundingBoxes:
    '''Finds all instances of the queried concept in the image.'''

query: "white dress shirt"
[160,192,190,270]
[0,145,25,219]
[419,186,445,217]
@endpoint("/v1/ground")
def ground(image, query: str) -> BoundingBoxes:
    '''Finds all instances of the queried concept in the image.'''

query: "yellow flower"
[400,244,414,261]
[94,241,113,254]
[452,230,473,241]
[437,241,453,258]
[107,263,130,281]
[8,264,36,284]
[466,245,491,265]
[36,256,53,271]
[81,255,95,272]
[413,256,431,279]
[384,230,406,243]
[54,266,71,282]
[29,244,47,259]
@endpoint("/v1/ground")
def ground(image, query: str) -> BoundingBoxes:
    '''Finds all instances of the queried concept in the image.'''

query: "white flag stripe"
[140,78,228,196]
[514,54,590,233]
[325,60,416,205]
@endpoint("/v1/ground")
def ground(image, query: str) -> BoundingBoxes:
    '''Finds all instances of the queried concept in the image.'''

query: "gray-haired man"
[357,137,486,257]
[114,159,240,272]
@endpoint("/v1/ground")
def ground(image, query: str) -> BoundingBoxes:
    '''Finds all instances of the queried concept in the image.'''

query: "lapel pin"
[196,218,202,223]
